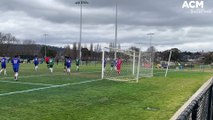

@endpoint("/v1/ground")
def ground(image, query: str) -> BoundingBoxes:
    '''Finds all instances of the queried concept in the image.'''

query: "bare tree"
[64,45,72,57]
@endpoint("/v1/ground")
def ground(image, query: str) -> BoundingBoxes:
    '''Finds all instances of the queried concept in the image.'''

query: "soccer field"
[0,63,212,120]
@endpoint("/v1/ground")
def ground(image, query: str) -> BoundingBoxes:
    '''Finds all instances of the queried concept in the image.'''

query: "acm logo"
[182,1,204,9]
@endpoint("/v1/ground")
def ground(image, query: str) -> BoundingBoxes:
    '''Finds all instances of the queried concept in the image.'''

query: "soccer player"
[103,58,106,71]
[64,56,67,72]
[48,57,54,73]
[34,55,39,71]
[76,58,80,71]
[66,57,72,74]
[116,57,122,75]
[12,55,20,80]
[0,56,7,75]
[45,56,50,64]
[110,60,114,71]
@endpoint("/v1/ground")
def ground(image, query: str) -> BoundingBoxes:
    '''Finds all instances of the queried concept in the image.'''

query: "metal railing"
[174,78,213,120]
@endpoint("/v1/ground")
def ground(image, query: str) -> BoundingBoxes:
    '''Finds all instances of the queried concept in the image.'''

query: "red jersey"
[116,59,122,67]
[45,57,50,63]
[116,58,122,72]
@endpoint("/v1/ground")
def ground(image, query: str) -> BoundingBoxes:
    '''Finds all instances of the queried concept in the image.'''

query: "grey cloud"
[0,0,212,51]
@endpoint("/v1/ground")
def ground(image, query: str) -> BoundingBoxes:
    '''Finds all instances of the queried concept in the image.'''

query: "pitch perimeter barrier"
[171,77,213,120]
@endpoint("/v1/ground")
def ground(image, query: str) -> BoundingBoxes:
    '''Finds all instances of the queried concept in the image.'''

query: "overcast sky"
[0,0,213,52]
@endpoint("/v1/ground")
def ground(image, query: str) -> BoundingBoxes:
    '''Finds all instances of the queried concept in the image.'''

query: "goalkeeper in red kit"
[116,57,122,75]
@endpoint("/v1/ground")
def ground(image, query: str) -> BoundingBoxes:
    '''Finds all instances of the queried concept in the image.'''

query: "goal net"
[101,47,137,81]
[137,51,154,79]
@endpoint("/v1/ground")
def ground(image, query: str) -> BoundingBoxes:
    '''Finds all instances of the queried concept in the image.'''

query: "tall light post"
[147,33,154,77]
[44,33,48,58]
[75,0,88,61]
[147,33,154,47]
[114,1,118,59]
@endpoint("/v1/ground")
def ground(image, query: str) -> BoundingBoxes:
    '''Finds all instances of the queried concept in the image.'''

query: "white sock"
[14,72,18,80]
[15,72,18,77]
[50,68,53,72]
[0,69,3,74]
[67,68,70,73]
[4,69,6,75]
[35,66,38,71]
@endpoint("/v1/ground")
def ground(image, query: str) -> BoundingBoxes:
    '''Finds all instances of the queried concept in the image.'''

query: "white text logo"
[182,1,204,9]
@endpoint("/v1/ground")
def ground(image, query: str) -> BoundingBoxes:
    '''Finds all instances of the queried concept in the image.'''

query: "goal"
[101,47,154,82]
[101,47,137,81]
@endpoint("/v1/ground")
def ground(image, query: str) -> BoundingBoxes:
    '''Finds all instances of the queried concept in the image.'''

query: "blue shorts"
[13,67,19,72]
[34,63,39,66]
[66,65,71,68]
[1,64,6,69]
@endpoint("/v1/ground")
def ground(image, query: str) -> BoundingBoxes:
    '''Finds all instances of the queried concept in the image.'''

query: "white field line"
[0,80,54,86]
[105,78,135,82]
[0,79,101,97]
[0,73,64,80]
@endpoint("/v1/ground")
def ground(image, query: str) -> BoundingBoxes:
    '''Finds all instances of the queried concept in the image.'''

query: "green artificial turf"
[0,63,212,120]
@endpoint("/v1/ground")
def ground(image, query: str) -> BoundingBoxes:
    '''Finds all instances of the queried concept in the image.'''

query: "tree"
[21,40,37,56]
[147,46,156,53]
[48,49,57,57]
[202,52,213,64]
[171,48,181,61]
[40,46,57,57]
[64,45,72,57]
[82,48,90,61]
[72,42,77,59]
[161,48,181,62]
[90,43,93,60]
[129,47,140,53]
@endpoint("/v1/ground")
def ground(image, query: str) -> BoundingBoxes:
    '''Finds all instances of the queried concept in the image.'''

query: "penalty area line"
[0,79,101,97]
[0,73,65,80]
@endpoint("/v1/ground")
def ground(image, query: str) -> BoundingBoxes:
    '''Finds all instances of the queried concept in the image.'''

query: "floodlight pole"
[44,33,48,58]
[147,33,154,76]
[147,33,154,47]
[114,1,118,59]
[75,0,88,61]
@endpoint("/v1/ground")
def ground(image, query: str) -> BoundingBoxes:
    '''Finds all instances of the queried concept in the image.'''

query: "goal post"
[101,50,105,79]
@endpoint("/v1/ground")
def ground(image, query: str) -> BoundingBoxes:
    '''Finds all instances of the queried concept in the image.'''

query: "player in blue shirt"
[12,55,20,80]
[111,60,114,71]
[64,56,67,72]
[113,59,117,71]
[34,55,39,71]
[0,56,7,75]
[66,57,72,74]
